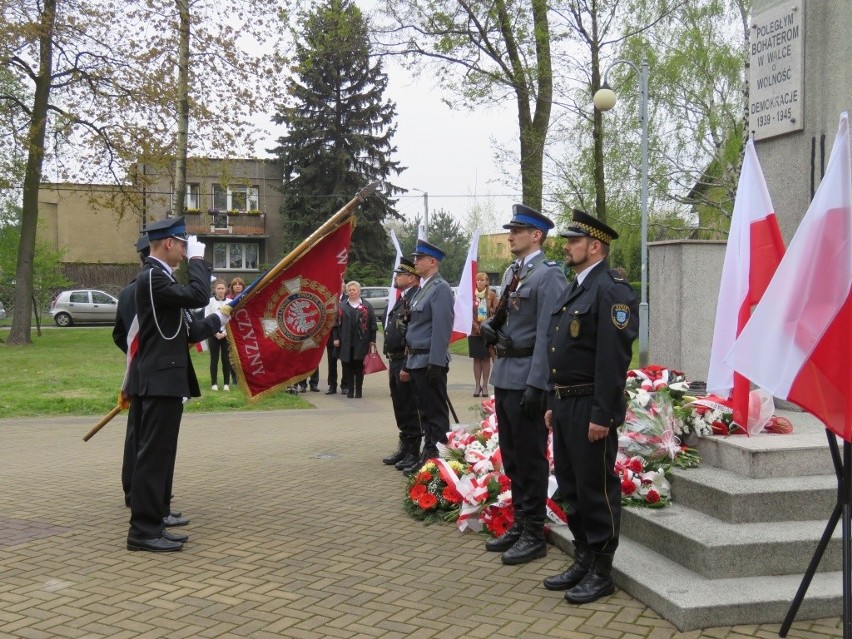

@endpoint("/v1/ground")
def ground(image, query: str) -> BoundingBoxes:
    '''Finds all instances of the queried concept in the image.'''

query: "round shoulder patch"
[611,303,630,330]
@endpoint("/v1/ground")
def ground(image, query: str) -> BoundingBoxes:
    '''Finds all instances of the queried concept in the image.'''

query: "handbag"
[362,351,387,375]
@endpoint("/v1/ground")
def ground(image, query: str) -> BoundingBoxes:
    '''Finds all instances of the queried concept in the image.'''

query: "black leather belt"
[496,346,534,358]
[553,383,595,399]
[409,348,429,355]
[385,351,406,361]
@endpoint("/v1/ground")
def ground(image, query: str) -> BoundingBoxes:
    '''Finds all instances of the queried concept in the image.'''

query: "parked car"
[0,300,6,321]
[50,289,118,326]
[359,286,390,317]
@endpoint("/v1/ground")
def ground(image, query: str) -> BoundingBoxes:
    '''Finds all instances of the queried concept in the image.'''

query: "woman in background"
[469,272,497,396]
[332,281,377,398]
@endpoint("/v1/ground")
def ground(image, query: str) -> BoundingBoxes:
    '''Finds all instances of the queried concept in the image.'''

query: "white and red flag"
[451,229,481,343]
[386,229,404,323]
[727,112,852,441]
[707,138,786,430]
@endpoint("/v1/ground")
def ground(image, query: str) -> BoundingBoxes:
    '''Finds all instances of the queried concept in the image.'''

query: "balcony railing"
[184,212,267,236]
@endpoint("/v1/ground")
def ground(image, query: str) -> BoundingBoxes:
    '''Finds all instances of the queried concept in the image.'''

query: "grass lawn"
[0,327,309,418]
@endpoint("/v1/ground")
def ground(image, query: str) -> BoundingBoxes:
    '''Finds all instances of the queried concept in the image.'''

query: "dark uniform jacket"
[384,286,418,356]
[333,299,378,362]
[130,257,222,398]
[547,260,639,427]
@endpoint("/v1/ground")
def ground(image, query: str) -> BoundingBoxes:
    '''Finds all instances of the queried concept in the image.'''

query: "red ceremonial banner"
[229,219,353,399]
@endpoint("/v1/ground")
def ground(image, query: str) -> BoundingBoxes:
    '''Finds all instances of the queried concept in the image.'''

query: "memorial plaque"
[749,1,804,140]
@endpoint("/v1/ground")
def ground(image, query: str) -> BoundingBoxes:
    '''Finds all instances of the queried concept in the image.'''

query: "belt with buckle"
[553,383,595,399]
[409,348,429,355]
[385,351,406,361]
[495,346,534,358]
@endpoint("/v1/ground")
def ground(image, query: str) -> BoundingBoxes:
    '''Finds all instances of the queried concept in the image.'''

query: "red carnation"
[442,485,463,504]
[645,489,661,504]
[418,493,438,510]
[628,457,644,473]
[621,479,637,495]
[409,484,427,500]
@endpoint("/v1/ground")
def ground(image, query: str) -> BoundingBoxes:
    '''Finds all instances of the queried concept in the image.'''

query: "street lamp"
[593,56,650,367]
[410,188,429,241]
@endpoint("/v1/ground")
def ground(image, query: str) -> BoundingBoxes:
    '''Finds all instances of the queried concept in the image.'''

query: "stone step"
[621,502,841,578]
[693,409,835,479]
[546,526,842,632]
[670,465,837,523]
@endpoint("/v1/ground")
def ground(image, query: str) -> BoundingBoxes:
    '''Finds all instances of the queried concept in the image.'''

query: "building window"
[171,183,200,211]
[213,242,259,270]
[212,185,259,212]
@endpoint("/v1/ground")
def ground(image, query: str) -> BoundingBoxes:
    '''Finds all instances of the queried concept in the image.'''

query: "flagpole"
[228,181,379,310]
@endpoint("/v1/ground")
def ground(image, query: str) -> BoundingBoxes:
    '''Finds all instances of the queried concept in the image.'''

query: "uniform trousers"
[494,387,549,523]
[551,394,621,553]
[121,397,141,503]
[408,366,449,451]
[388,358,421,440]
[129,396,183,539]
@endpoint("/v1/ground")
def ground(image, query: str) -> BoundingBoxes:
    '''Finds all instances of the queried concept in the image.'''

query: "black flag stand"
[780,431,851,638]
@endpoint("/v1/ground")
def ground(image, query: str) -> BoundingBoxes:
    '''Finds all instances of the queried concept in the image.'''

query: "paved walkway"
[0,356,844,638]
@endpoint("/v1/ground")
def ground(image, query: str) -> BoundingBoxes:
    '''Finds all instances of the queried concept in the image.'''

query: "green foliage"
[393,209,472,286]
[272,0,403,279]
[0,204,70,319]
[0,327,308,417]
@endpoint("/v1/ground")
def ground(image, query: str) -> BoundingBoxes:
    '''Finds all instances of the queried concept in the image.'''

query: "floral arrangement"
[616,454,671,507]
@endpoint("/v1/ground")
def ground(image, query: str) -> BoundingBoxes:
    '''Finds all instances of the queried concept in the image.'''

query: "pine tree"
[271,0,403,282]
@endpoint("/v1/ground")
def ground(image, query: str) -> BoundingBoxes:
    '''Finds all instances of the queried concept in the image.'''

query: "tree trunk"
[172,0,190,218]
[589,12,607,223]
[8,0,56,346]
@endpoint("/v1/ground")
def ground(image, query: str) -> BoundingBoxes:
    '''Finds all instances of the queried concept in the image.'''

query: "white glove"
[215,311,231,326]
[186,235,206,260]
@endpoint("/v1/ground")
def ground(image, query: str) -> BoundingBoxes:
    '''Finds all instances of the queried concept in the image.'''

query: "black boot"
[382,438,406,465]
[484,513,524,552]
[325,384,337,395]
[354,373,363,398]
[403,446,437,476]
[501,522,547,565]
[564,552,615,604]
[543,543,593,590]
[395,438,421,470]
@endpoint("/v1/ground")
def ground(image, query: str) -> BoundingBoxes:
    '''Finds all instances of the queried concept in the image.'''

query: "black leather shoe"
[162,530,189,543]
[501,531,547,565]
[127,535,183,552]
[484,520,523,552]
[544,545,593,591]
[382,446,405,466]
[395,451,419,471]
[162,514,190,527]
[309,385,320,392]
[325,387,337,395]
[564,571,614,603]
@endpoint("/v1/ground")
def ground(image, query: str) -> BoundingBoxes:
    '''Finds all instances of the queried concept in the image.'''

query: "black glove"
[480,319,498,345]
[427,364,445,387]
[520,386,546,420]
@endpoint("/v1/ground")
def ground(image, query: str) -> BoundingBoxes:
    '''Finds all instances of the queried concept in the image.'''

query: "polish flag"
[727,112,852,441]
[386,229,404,323]
[194,339,208,353]
[706,139,786,430]
[450,229,481,343]
[121,315,140,393]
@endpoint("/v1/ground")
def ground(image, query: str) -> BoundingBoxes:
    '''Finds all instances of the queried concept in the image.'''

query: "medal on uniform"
[569,317,581,338]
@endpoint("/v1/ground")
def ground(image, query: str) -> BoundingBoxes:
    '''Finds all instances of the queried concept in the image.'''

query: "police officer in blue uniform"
[543,209,638,603]
[401,240,454,475]
[126,217,230,552]
[481,204,568,565]
[381,257,422,470]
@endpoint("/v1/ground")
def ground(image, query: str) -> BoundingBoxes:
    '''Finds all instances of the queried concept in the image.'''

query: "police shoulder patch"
[611,303,630,329]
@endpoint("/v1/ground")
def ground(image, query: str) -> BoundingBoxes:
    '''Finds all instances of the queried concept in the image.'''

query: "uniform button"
[562,306,566,311]
[551,347,555,352]
[551,369,556,374]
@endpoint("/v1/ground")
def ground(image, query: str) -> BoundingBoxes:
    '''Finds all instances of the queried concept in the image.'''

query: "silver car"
[50,289,118,326]
[359,286,390,318]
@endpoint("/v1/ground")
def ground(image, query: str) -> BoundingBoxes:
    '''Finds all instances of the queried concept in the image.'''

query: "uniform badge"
[611,303,630,330]
[569,318,581,338]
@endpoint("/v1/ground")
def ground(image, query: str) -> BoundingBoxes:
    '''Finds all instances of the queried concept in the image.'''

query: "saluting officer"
[480,204,568,565]
[126,217,230,552]
[381,257,422,471]
[543,209,638,604]
[400,240,454,475]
